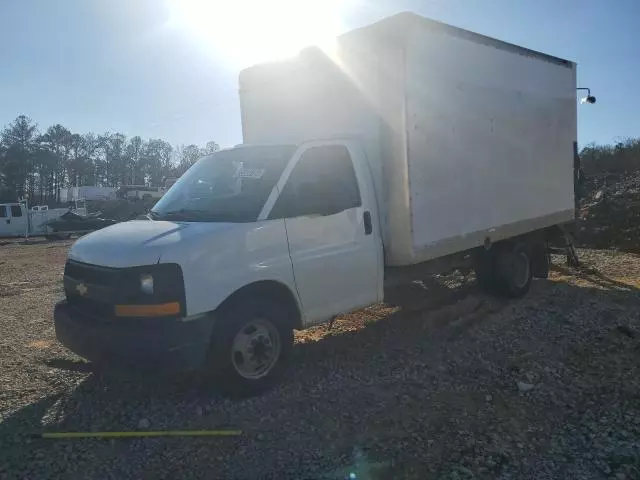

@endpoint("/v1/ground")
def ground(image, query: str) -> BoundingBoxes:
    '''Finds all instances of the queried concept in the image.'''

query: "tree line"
[0,115,219,203]
[3,113,638,204]
[580,138,640,176]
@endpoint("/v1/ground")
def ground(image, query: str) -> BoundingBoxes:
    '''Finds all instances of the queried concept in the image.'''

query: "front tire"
[206,296,293,397]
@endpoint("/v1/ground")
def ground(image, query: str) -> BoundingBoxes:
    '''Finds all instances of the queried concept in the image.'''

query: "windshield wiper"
[152,208,215,221]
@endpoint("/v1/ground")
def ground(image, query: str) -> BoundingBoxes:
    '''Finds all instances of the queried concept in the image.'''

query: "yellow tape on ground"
[39,430,242,439]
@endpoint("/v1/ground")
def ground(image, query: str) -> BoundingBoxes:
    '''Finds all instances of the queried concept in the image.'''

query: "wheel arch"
[499,231,548,279]
[215,280,303,330]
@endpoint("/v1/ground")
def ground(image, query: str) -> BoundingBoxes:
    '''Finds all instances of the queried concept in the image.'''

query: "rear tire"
[475,241,533,298]
[205,295,293,397]
[494,242,533,298]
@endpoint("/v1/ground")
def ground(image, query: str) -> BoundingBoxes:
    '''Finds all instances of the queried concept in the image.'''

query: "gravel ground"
[1,240,639,479]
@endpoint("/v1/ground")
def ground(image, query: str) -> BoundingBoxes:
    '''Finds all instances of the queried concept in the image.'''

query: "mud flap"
[531,241,549,279]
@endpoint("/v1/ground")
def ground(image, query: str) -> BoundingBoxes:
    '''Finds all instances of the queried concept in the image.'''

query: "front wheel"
[205,296,293,397]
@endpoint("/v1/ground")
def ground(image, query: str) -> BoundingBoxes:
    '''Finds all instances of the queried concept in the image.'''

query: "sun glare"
[167,0,346,67]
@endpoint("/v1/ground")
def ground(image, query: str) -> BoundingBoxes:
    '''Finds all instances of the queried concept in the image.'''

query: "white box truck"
[54,12,578,395]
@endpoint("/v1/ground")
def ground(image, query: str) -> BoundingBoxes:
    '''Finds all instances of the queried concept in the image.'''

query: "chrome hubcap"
[231,319,281,380]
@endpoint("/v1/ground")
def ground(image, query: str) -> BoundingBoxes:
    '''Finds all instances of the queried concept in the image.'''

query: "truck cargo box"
[240,12,577,266]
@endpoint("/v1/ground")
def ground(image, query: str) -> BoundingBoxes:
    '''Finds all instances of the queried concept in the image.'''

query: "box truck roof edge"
[240,11,574,85]
[339,11,574,68]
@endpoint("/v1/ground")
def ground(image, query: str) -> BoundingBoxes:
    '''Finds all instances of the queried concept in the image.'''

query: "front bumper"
[54,300,214,371]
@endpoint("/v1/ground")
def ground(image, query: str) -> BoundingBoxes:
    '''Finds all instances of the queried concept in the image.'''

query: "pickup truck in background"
[54,12,579,396]
[0,202,88,238]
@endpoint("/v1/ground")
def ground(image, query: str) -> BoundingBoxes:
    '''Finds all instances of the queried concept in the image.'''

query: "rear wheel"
[495,242,532,298]
[206,296,293,397]
[475,241,533,298]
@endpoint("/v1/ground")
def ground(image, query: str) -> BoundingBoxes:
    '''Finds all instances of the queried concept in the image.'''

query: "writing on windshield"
[151,145,295,222]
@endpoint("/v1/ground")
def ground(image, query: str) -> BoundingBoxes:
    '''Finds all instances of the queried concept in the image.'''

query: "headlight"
[140,274,154,295]
[113,264,185,318]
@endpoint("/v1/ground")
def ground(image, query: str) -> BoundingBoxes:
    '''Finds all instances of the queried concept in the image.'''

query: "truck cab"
[54,139,383,394]
[0,203,28,237]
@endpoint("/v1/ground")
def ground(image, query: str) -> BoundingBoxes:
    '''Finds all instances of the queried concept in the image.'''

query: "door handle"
[363,211,372,235]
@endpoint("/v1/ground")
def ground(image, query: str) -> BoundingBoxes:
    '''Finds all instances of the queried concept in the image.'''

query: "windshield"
[151,145,295,222]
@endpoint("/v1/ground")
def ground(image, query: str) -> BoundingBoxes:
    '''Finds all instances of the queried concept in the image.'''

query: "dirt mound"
[577,170,640,252]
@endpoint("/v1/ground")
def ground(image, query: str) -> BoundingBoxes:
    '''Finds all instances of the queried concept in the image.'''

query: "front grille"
[64,261,116,287]
[64,260,119,320]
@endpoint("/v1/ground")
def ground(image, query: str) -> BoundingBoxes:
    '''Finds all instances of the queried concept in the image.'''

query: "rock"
[195,405,204,416]
[137,418,150,429]
[517,381,535,393]
[616,325,636,338]
[457,466,473,476]
[485,394,493,402]
[616,473,626,480]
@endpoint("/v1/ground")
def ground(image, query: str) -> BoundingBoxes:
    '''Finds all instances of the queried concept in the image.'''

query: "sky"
[0,0,638,148]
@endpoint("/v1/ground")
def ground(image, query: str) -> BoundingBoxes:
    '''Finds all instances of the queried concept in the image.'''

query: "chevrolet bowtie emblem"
[76,283,88,296]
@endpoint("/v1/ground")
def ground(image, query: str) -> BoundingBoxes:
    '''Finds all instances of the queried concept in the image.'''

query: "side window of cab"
[269,145,361,219]
[10,205,22,217]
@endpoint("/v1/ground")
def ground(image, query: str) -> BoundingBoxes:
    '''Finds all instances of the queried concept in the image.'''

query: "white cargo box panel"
[240,12,577,266]
[400,15,577,264]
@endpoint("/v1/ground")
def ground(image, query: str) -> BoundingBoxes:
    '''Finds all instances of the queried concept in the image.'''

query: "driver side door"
[7,205,27,236]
